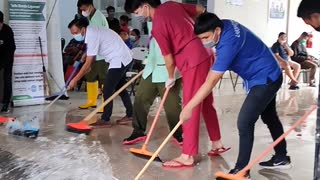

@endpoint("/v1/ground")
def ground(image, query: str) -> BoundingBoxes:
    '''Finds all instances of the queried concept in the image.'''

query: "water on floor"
[0,82,318,180]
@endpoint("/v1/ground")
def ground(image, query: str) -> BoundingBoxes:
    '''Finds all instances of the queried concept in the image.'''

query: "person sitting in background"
[120,15,132,31]
[130,29,142,47]
[120,27,134,49]
[271,32,300,90]
[106,6,120,33]
[63,38,86,74]
[291,32,318,87]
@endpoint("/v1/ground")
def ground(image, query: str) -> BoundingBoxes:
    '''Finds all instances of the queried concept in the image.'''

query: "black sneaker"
[216,168,251,180]
[259,155,292,169]
[288,85,299,90]
[123,131,147,145]
[1,104,10,113]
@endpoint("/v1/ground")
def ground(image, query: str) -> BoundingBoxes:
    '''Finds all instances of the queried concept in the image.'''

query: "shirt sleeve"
[151,20,173,56]
[85,28,99,56]
[180,3,197,18]
[212,39,242,73]
[271,43,280,54]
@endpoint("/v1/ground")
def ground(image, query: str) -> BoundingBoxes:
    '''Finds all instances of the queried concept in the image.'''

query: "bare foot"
[212,140,224,150]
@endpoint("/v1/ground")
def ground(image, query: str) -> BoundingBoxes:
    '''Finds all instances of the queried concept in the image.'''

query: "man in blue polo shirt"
[179,13,291,179]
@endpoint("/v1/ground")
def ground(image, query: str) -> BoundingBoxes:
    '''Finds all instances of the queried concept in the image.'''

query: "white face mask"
[279,40,286,44]
[135,5,149,21]
[203,32,219,48]
[82,10,90,17]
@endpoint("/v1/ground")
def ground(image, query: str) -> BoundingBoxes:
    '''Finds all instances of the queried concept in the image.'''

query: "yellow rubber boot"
[79,81,98,109]
[97,85,104,113]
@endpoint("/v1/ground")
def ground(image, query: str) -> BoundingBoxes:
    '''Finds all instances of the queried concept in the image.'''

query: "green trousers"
[85,60,109,83]
[132,75,183,138]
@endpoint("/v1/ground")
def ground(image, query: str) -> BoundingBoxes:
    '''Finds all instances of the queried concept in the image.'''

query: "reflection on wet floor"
[0,83,317,180]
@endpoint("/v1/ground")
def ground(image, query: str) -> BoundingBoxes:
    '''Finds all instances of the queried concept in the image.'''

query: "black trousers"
[101,62,133,121]
[235,75,287,169]
[0,63,13,105]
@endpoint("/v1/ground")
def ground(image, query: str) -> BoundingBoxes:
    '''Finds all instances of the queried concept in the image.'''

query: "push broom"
[215,104,317,180]
[129,88,170,162]
[135,120,183,180]
[43,61,81,111]
[66,70,144,134]
[0,61,82,124]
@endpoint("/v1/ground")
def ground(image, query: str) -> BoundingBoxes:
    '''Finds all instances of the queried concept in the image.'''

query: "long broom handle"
[44,61,81,111]
[144,88,170,146]
[83,70,143,122]
[135,120,183,180]
[236,104,317,176]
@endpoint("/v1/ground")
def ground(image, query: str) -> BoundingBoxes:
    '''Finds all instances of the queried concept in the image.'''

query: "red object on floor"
[0,116,14,123]
[64,65,79,81]
[66,121,93,134]
[207,147,231,156]
[123,136,147,145]
[162,160,194,169]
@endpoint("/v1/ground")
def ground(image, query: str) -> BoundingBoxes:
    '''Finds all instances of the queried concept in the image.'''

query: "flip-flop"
[207,147,231,156]
[122,136,147,145]
[162,160,194,169]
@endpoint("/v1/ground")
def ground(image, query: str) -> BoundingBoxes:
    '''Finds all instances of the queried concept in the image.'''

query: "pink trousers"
[181,59,221,155]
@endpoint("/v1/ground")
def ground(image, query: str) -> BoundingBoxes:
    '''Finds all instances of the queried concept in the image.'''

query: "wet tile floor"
[0,82,318,180]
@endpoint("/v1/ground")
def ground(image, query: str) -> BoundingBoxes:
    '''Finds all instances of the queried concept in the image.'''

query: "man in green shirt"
[77,0,109,113]
[122,22,183,145]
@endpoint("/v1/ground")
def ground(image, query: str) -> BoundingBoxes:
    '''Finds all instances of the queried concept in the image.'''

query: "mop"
[0,61,81,138]
[43,60,81,111]
[129,88,171,162]
[66,70,143,134]
[38,36,51,97]
[215,104,317,180]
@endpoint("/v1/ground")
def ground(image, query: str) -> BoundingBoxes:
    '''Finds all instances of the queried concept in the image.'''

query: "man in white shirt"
[67,17,133,127]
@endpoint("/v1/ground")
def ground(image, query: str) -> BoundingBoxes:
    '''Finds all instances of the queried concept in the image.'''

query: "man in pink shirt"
[125,0,229,168]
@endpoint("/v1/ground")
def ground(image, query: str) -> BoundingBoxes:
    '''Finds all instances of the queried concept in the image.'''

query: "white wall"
[59,0,78,47]
[0,0,8,22]
[207,0,320,49]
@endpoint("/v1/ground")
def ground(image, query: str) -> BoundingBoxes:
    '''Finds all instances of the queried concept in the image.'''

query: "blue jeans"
[235,75,287,169]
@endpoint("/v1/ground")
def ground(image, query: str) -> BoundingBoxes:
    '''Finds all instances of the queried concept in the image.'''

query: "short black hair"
[120,15,131,22]
[278,32,286,37]
[0,11,3,23]
[131,29,141,37]
[68,17,89,29]
[301,32,309,37]
[106,6,115,13]
[297,0,320,19]
[77,0,93,8]
[124,0,161,13]
[194,13,224,35]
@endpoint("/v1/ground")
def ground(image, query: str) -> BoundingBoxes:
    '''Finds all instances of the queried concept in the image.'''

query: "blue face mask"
[130,35,136,41]
[74,33,85,42]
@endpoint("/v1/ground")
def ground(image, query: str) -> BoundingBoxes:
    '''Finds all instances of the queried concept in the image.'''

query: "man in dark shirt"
[106,6,120,33]
[271,32,300,90]
[0,11,16,113]
[291,32,318,87]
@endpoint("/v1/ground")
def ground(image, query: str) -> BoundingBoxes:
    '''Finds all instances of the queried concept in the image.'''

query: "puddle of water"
[1,134,117,180]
